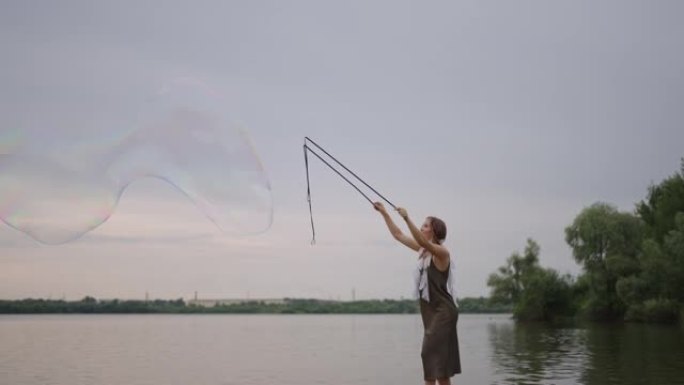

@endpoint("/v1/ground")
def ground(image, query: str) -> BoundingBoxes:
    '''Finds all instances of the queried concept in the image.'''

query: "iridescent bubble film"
[0,79,272,244]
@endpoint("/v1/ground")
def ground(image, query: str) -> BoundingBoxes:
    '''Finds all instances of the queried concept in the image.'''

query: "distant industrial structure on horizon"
[187,298,288,307]
[93,288,368,305]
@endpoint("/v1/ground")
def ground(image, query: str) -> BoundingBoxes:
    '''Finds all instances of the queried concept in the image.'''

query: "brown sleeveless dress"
[419,256,461,380]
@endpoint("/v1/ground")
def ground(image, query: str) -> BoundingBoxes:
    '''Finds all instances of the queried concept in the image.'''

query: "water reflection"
[488,320,587,384]
[581,323,684,385]
[488,319,684,385]
[2,315,683,385]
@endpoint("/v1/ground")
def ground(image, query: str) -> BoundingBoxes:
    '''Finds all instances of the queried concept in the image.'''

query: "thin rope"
[303,144,316,245]
[305,145,375,205]
[304,137,396,209]
[303,138,395,244]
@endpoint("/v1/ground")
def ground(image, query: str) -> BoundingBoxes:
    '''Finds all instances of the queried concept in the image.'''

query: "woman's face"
[420,218,434,242]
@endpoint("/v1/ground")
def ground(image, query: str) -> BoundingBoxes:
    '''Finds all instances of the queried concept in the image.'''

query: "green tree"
[635,161,684,304]
[630,160,684,323]
[565,202,644,320]
[488,239,574,321]
[515,268,575,321]
[624,213,684,322]
[487,239,540,305]
[636,159,684,242]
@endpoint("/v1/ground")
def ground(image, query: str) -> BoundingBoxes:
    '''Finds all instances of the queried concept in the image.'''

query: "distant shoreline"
[0,297,512,314]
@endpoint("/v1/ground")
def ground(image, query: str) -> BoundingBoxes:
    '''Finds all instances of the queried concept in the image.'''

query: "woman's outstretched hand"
[373,202,387,214]
[397,207,409,220]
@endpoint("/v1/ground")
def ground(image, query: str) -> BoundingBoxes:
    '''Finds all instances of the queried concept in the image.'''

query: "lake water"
[1,314,683,385]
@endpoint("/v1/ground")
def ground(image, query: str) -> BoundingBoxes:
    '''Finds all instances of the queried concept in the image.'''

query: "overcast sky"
[1,1,683,301]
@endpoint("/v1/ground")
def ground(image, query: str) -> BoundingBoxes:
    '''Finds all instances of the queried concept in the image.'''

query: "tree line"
[0,296,510,314]
[487,159,684,323]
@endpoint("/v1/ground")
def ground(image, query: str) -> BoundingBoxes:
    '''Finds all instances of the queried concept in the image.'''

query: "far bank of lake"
[0,296,511,314]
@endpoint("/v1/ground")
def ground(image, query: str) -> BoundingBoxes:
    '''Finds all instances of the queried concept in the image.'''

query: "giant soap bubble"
[0,79,272,244]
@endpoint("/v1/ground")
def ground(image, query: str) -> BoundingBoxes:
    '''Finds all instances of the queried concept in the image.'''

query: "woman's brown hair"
[428,216,447,244]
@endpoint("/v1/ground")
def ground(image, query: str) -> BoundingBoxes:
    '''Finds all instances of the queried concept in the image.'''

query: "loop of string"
[303,137,395,245]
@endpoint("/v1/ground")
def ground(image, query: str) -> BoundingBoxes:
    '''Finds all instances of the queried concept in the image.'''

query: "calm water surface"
[1,314,683,385]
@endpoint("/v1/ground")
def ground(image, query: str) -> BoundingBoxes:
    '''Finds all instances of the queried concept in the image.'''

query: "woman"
[374,202,461,385]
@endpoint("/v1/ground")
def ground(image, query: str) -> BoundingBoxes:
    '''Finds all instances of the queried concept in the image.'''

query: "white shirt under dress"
[413,248,457,306]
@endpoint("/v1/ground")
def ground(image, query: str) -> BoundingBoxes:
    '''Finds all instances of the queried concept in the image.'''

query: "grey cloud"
[1,1,683,299]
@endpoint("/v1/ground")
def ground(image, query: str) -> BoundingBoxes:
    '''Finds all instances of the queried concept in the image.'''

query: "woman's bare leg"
[436,378,450,385]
